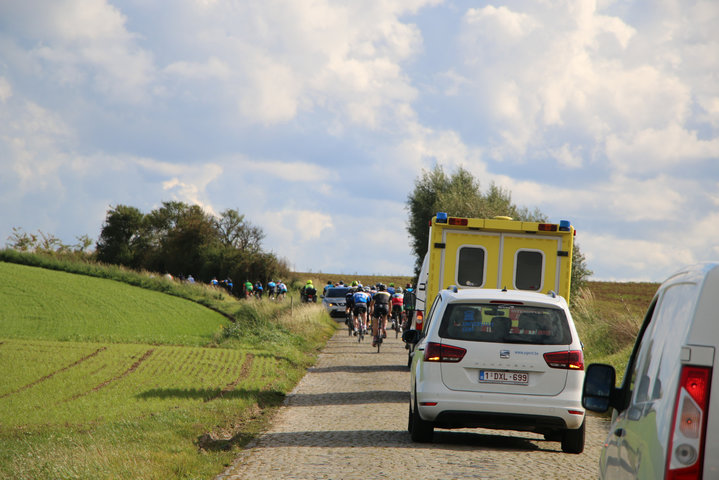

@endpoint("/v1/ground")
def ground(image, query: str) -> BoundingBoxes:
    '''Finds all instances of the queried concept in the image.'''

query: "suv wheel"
[560,420,585,454]
[410,394,434,443]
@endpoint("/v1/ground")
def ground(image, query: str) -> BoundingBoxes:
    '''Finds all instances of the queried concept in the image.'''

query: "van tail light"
[666,366,712,480]
[543,350,584,370]
[415,310,424,331]
[424,342,466,362]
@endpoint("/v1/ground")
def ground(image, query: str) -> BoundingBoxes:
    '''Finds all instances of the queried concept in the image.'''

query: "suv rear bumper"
[432,410,569,433]
[416,389,584,430]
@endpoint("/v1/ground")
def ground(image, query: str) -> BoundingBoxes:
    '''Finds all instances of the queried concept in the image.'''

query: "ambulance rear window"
[515,250,543,291]
[457,246,485,287]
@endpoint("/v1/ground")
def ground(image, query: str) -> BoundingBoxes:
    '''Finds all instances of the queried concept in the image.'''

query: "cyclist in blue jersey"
[352,286,371,335]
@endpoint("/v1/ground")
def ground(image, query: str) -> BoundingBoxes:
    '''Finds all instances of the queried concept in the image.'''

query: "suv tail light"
[543,350,584,370]
[424,342,466,362]
[666,366,712,480]
[415,310,424,331]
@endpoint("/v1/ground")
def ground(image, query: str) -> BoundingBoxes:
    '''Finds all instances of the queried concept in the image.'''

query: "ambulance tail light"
[448,217,468,226]
[666,365,711,480]
[538,223,558,232]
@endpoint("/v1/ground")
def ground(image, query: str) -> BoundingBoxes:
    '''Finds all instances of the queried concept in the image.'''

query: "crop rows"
[0,339,266,428]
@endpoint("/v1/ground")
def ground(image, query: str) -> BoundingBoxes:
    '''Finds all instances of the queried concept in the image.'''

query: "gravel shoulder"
[217,326,609,479]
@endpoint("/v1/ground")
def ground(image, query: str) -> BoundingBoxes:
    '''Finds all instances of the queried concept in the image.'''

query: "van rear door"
[441,230,564,295]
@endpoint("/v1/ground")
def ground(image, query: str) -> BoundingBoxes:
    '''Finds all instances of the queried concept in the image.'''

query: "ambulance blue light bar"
[436,212,448,223]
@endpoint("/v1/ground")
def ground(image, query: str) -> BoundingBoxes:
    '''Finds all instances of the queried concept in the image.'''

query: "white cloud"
[606,123,719,173]
[5,0,155,102]
[0,77,11,102]
[581,232,696,281]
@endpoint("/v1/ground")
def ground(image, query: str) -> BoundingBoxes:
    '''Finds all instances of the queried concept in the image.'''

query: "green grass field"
[0,260,336,479]
[0,262,227,345]
[573,281,658,377]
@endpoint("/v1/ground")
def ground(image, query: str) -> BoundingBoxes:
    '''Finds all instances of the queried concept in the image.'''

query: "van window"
[628,283,699,421]
[457,247,485,287]
[438,303,571,345]
[515,250,543,291]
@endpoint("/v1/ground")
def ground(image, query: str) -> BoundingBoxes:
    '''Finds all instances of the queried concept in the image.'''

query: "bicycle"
[346,310,353,336]
[371,313,386,353]
[391,306,403,338]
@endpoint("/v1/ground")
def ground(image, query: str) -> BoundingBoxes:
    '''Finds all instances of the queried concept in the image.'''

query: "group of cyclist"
[242,279,288,300]
[344,281,416,348]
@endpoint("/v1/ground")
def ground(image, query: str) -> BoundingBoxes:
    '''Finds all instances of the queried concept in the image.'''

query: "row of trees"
[6,203,289,288]
[405,165,592,296]
[94,202,289,285]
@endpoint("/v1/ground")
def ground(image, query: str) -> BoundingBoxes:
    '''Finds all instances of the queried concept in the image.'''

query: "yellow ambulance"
[414,212,575,330]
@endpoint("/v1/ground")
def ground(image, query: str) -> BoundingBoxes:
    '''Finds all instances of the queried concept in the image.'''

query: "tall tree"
[216,208,265,252]
[95,205,145,266]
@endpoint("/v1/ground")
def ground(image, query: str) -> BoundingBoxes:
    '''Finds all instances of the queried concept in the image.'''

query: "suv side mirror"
[402,329,421,344]
[582,363,616,412]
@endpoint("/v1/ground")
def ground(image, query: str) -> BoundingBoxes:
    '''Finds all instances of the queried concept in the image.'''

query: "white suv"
[403,287,586,453]
[583,262,719,479]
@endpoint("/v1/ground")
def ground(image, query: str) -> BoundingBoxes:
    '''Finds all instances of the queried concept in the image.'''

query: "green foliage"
[6,227,94,257]
[96,204,145,267]
[92,201,288,286]
[570,244,593,303]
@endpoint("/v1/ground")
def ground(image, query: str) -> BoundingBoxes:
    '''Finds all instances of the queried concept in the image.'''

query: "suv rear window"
[438,303,572,345]
[326,287,349,297]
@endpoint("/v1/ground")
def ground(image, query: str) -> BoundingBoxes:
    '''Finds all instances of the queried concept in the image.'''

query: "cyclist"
[323,280,333,296]
[267,280,277,300]
[254,281,264,299]
[387,283,396,295]
[345,282,358,332]
[352,286,371,335]
[390,286,404,331]
[370,284,391,347]
[277,281,287,300]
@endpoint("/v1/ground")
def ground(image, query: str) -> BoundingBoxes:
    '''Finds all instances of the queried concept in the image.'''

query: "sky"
[1,0,718,282]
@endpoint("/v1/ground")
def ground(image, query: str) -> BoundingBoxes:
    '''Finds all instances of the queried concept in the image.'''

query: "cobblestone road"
[217,326,609,479]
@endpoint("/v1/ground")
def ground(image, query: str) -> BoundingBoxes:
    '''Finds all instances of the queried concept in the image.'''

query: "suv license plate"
[479,370,529,385]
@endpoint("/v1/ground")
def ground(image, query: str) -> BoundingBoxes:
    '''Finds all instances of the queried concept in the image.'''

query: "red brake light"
[538,223,558,232]
[424,342,466,362]
[543,350,584,370]
[448,217,468,226]
[666,366,712,480]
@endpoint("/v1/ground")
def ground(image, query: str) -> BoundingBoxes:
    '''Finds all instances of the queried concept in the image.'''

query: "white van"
[582,262,719,479]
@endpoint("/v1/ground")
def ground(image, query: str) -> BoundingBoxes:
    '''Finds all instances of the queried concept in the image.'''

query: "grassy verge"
[571,281,659,381]
[0,255,337,479]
